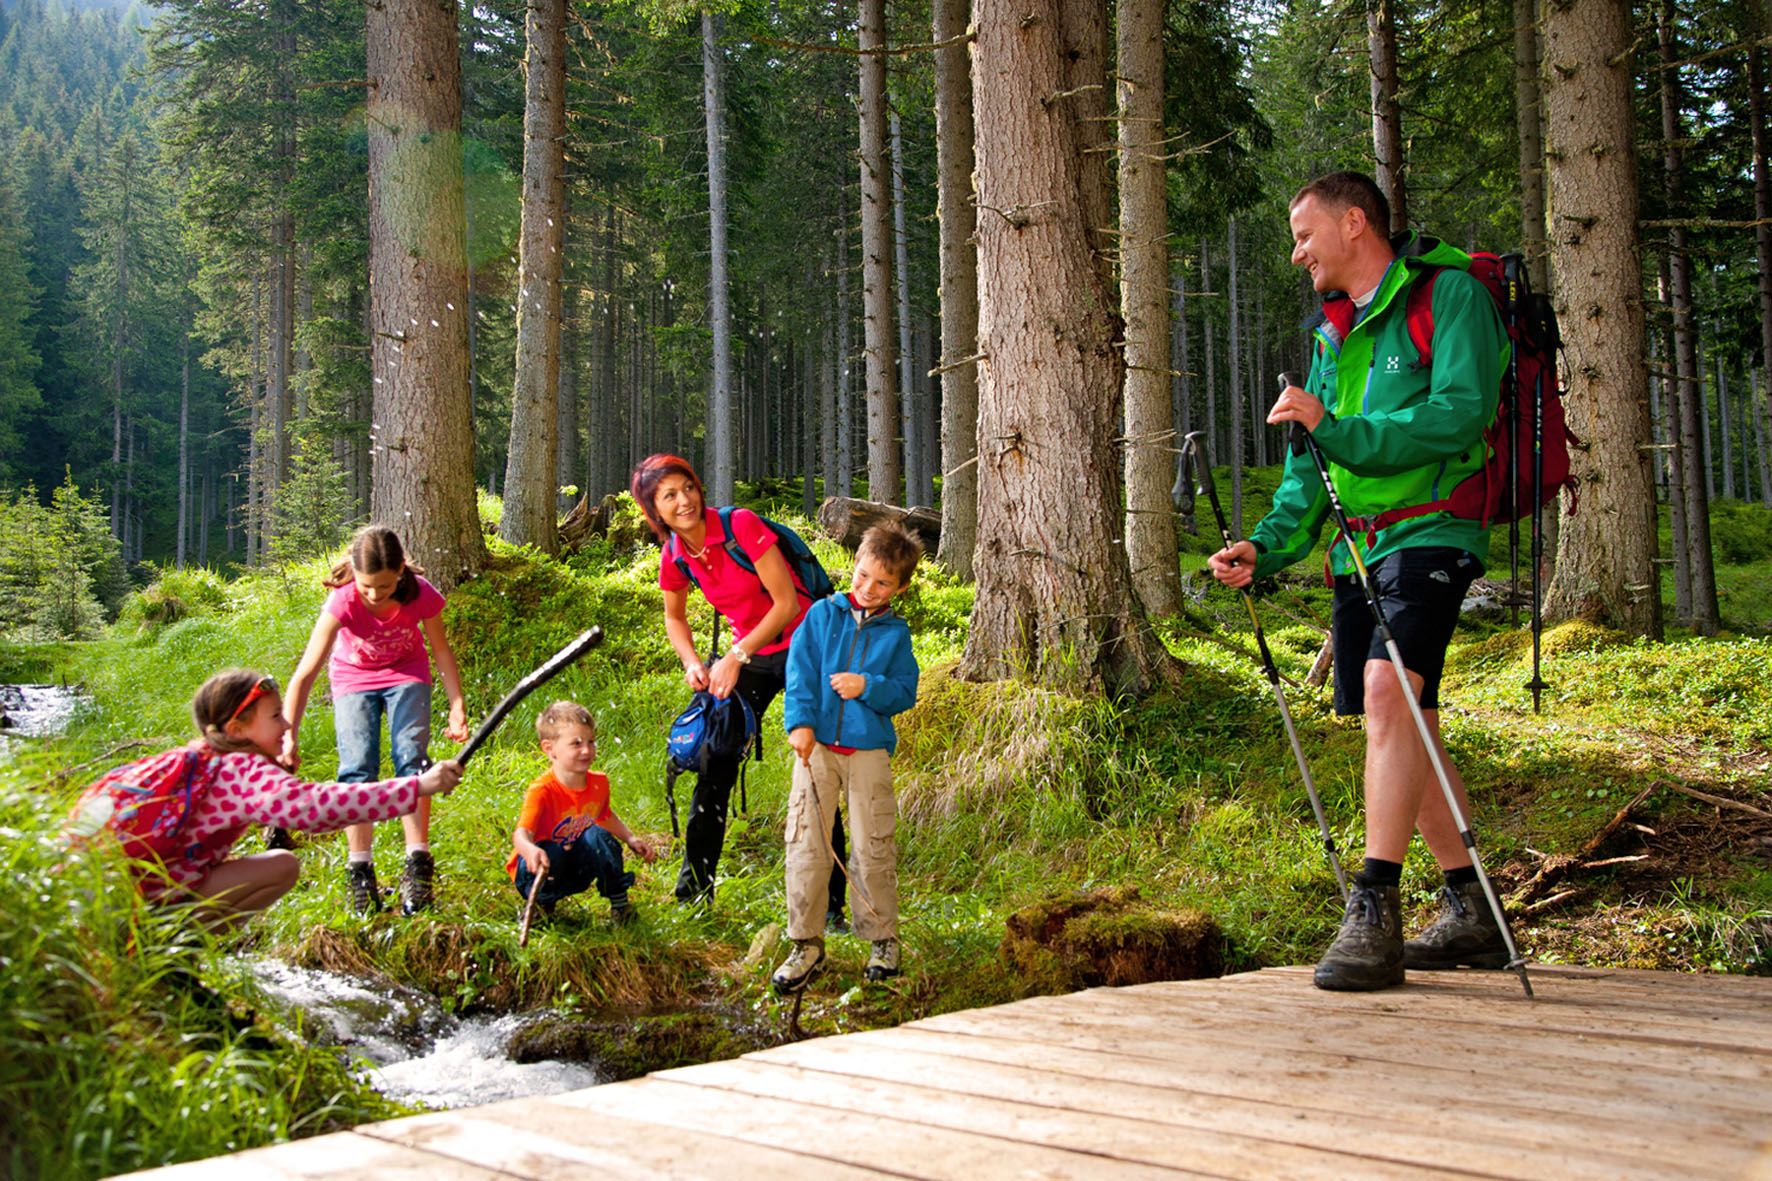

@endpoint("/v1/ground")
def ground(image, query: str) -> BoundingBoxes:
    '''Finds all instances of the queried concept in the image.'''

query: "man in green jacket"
[1208,171,1510,991]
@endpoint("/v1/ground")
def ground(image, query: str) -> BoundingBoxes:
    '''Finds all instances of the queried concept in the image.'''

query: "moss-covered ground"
[3,475,1769,1177]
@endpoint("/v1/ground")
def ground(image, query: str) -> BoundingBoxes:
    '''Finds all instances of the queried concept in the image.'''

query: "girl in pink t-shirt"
[282,526,469,915]
[68,668,462,929]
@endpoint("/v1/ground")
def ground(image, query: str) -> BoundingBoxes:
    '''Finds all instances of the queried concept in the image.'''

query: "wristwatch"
[730,647,751,665]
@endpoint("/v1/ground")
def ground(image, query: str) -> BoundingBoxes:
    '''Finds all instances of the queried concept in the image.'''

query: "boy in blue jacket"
[773,521,923,992]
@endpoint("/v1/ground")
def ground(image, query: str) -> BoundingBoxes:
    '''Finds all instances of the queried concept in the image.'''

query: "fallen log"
[817,496,942,551]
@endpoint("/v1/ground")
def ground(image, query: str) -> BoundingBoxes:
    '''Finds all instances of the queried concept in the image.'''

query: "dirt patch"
[1001,884,1222,989]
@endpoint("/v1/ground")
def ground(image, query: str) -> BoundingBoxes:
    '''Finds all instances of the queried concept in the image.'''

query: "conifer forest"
[0,0,1768,647]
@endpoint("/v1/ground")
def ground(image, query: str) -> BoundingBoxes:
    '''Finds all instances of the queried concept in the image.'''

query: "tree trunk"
[1367,0,1408,233]
[365,0,486,591]
[268,0,296,505]
[557,279,579,515]
[890,109,922,507]
[1719,342,1735,501]
[177,324,189,569]
[837,219,855,496]
[704,10,734,505]
[821,241,839,501]
[1119,0,1178,617]
[1169,250,1193,530]
[1514,0,1549,290]
[1658,2,1718,632]
[1750,45,1772,501]
[1226,215,1243,536]
[933,0,978,579]
[502,0,565,553]
[1202,237,1216,475]
[818,496,942,551]
[859,0,899,502]
[1540,0,1659,637]
[961,0,1175,696]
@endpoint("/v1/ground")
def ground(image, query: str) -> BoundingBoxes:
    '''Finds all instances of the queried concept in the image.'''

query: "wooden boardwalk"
[133,964,1772,1179]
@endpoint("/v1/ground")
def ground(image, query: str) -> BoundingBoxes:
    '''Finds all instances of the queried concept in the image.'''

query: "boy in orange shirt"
[508,701,657,923]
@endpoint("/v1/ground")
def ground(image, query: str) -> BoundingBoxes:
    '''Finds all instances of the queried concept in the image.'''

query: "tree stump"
[817,496,942,551]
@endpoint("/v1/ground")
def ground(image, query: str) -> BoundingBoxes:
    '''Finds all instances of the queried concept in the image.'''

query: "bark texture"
[1367,0,1408,232]
[1514,0,1548,290]
[1540,0,1658,636]
[859,0,899,501]
[365,0,486,591]
[705,11,735,505]
[1118,0,1178,617]
[933,0,978,580]
[961,0,1175,696]
[502,0,565,553]
[1750,45,1772,491]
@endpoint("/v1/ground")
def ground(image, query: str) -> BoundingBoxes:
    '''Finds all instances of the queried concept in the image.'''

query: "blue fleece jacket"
[782,593,919,755]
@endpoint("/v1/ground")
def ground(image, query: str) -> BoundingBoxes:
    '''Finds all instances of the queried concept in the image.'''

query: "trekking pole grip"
[1279,372,1309,457]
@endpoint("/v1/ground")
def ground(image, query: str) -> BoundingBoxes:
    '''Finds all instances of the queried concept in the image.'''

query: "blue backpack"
[670,507,834,603]
[663,688,758,837]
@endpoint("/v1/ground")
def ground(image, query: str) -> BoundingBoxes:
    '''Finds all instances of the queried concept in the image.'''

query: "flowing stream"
[247,959,604,1110]
[0,683,87,739]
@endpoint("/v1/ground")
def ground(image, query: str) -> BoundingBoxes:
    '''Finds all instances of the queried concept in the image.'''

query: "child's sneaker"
[399,850,435,915]
[864,938,900,981]
[263,825,295,851]
[611,901,637,926]
[346,861,383,914]
[771,937,825,994]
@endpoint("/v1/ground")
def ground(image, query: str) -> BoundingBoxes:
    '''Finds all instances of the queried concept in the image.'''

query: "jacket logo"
[1385,355,1401,373]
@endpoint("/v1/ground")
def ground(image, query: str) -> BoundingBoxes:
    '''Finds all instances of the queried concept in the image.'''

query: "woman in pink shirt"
[631,454,845,907]
[282,526,470,915]
[68,668,461,929]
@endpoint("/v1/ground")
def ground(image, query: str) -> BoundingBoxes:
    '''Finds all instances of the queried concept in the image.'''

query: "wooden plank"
[119,1132,509,1180]
[547,1073,1204,1179]
[760,1025,1756,1171]
[837,1022,1761,1148]
[916,998,1772,1120]
[363,1103,895,1180]
[713,1038,1693,1180]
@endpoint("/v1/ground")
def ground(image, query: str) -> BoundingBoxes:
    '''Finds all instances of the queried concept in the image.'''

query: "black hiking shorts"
[1331,546,1481,717]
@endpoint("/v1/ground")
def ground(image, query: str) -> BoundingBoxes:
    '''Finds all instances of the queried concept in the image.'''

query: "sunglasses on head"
[227,676,279,725]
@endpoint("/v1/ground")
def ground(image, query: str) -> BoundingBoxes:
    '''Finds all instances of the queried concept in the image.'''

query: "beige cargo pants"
[785,744,897,942]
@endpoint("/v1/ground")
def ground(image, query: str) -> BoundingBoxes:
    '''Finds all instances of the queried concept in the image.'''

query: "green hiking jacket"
[1251,235,1509,580]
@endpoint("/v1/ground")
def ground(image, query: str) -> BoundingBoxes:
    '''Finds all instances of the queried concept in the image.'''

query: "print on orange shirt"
[504,769,613,877]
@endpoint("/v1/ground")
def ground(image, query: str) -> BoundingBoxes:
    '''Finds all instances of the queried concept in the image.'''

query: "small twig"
[54,738,164,783]
[928,351,986,377]
[1518,888,1580,918]
[1581,854,1650,869]
[518,864,549,948]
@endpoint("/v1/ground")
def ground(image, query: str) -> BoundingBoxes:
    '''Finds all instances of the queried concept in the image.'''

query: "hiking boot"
[1405,880,1510,970]
[771,937,825,994]
[864,938,901,982]
[263,825,295,851]
[825,908,850,935]
[346,861,383,915]
[399,851,435,916]
[611,900,637,926]
[1313,876,1404,991]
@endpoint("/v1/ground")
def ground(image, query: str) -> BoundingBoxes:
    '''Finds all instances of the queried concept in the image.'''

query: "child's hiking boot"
[1313,875,1403,991]
[346,860,383,915]
[771,937,825,995]
[263,825,295,851]
[1404,879,1509,970]
[611,900,638,926]
[399,850,435,916]
[825,907,850,935]
[864,938,900,982]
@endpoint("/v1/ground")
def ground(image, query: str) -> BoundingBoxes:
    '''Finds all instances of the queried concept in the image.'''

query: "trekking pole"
[1280,372,1532,998]
[1185,430,1348,900]
[1513,256,1552,713]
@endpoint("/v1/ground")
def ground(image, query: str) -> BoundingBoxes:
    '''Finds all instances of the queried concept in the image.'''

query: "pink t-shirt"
[324,575,447,696]
[658,509,808,655]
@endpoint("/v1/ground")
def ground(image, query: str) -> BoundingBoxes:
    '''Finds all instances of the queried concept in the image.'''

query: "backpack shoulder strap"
[1404,266,1442,371]
[717,506,753,572]
[668,533,701,590]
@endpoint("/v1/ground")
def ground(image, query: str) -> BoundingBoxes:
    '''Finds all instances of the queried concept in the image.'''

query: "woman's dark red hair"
[630,454,704,541]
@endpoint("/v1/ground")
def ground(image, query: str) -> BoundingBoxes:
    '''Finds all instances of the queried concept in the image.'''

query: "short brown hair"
[537,700,595,743]
[857,521,924,586]
[1290,170,1391,237]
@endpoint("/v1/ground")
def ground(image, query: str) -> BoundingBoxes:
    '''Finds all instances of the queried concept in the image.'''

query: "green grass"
[4,478,1772,1175]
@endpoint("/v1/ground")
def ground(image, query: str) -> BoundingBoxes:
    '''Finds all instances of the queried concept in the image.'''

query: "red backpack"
[68,742,232,876]
[1324,244,1579,536]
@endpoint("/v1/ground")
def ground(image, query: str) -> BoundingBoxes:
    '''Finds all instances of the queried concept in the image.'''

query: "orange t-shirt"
[504,769,613,877]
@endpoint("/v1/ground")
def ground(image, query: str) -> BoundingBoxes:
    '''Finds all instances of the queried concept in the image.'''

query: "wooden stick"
[1510,785,1653,906]
[1654,779,1772,821]
[518,864,549,948]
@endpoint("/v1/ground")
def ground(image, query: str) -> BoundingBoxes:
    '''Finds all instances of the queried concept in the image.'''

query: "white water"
[247,960,603,1110]
[0,684,86,739]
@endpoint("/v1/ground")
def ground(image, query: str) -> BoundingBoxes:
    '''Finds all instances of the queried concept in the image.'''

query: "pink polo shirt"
[658,509,809,655]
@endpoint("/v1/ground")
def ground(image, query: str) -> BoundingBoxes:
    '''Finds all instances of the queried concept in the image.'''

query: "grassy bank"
[3,481,1770,1176]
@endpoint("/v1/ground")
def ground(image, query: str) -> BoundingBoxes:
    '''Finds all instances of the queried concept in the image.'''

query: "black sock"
[1444,865,1479,887]
[1360,858,1403,887]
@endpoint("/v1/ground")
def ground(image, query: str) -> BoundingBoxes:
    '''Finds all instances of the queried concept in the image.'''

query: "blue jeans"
[513,828,634,906]
[335,682,432,781]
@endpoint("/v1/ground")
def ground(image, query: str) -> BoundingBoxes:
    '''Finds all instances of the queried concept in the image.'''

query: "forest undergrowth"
[3,483,1770,1177]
